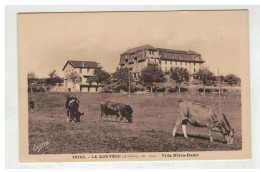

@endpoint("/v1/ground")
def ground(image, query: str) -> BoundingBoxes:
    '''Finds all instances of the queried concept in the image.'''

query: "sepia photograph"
[17,10,250,162]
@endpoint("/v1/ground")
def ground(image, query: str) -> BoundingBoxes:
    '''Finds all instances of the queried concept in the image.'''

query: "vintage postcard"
[18,10,250,162]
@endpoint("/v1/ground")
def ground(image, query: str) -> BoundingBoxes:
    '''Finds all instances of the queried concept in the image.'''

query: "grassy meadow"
[28,92,242,154]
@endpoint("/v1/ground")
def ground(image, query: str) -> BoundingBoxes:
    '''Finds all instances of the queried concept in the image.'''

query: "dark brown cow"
[65,96,84,122]
[172,99,234,144]
[100,101,133,123]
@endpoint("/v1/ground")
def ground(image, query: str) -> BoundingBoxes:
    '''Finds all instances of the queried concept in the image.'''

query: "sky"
[18,10,248,78]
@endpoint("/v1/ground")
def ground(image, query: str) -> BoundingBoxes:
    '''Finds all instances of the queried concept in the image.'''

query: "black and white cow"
[65,96,84,122]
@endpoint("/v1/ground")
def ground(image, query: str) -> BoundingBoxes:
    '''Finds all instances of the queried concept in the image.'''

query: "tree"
[48,70,58,78]
[45,77,64,86]
[225,74,241,86]
[27,72,35,84]
[170,67,189,92]
[140,65,166,92]
[197,67,215,93]
[46,69,63,85]
[219,75,225,84]
[27,72,35,79]
[90,67,111,84]
[66,70,82,88]
[112,67,132,91]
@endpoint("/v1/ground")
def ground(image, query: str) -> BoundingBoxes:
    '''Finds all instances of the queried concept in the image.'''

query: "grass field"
[28,92,242,154]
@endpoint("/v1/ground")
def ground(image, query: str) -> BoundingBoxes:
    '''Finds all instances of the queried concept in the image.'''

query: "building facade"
[62,60,103,92]
[119,45,205,80]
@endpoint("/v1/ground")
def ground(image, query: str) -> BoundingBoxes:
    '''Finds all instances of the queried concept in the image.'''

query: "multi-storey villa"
[119,45,205,80]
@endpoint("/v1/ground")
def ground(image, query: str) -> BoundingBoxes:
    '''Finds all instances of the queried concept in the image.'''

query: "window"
[185,62,187,66]
[170,61,172,65]
[175,61,177,65]
[80,68,82,73]
[180,62,182,65]
[194,68,196,72]
[194,62,196,66]
[165,67,167,71]
[87,68,89,73]
[165,61,167,65]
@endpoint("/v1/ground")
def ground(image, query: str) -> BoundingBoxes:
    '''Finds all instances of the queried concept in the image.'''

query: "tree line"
[28,65,241,93]
[111,66,241,93]
[28,70,64,85]
[28,70,64,92]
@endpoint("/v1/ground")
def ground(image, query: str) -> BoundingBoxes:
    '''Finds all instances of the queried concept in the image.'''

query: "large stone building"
[62,60,103,92]
[119,45,205,80]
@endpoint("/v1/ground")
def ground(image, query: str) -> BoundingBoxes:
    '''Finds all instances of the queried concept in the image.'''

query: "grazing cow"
[172,99,234,144]
[65,96,84,122]
[100,101,133,123]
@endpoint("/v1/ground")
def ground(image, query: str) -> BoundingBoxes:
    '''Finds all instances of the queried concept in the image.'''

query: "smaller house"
[62,60,104,92]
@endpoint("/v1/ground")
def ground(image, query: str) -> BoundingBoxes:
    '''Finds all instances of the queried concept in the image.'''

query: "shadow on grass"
[100,119,131,124]
[175,133,227,144]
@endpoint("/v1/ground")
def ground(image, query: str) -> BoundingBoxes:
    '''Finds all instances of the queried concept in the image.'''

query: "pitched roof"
[157,48,187,54]
[122,44,156,54]
[160,54,204,63]
[62,60,99,71]
[119,45,205,64]
[158,48,204,63]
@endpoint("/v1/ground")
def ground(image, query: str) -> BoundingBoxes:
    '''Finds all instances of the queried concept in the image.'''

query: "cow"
[172,99,234,145]
[100,101,133,123]
[65,96,84,122]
